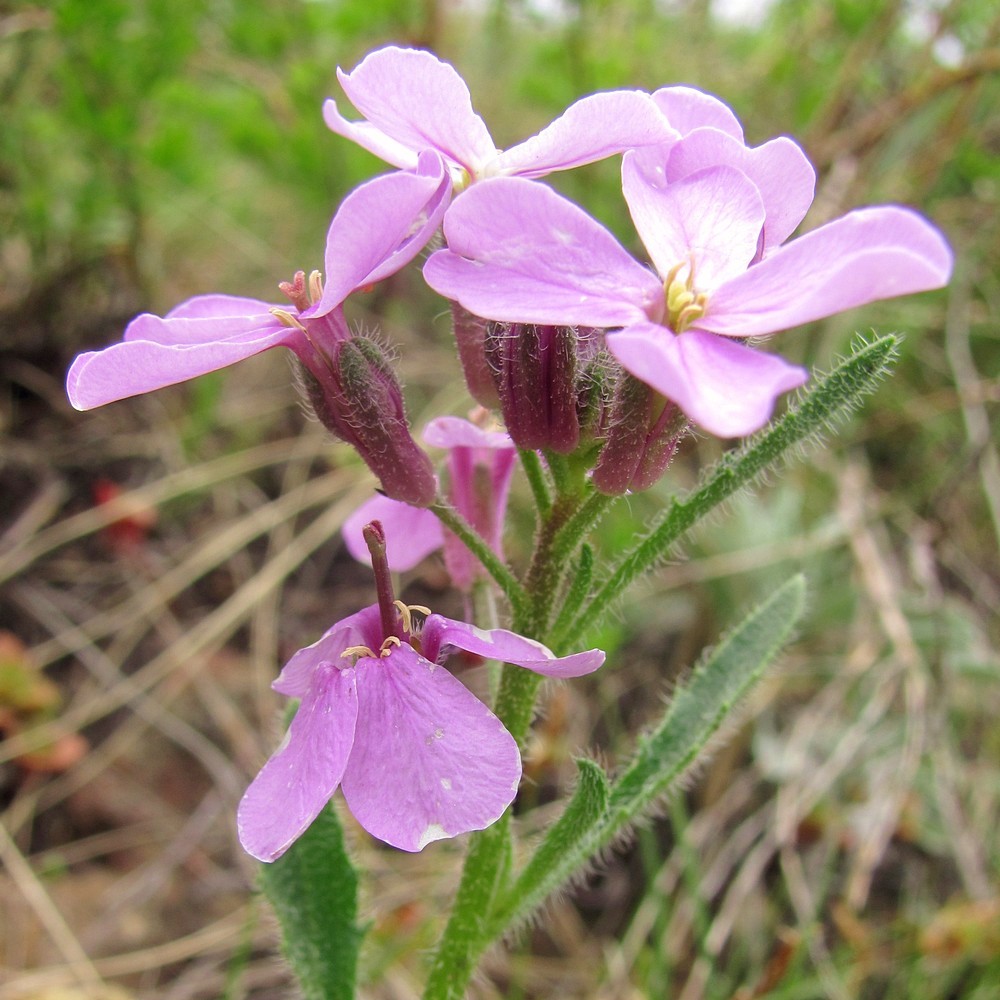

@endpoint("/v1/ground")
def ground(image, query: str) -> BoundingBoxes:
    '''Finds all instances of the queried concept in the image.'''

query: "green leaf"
[258,802,362,1000]
[492,757,610,933]
[488,575,807,941]
[608,573,807,821]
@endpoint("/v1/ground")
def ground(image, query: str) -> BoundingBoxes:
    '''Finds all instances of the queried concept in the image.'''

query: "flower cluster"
[67,45,952,859]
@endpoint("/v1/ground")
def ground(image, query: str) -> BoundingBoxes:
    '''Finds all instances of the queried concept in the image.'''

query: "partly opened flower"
[324,45,675,187]
[67,153,450,504]
[238,523,604,860]
[343,415,516,590]
[424,156,952,437]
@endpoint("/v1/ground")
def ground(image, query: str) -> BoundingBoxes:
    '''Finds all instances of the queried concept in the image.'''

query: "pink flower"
[323,46,675,187]
[237,602,604,859]
[67,154,450,504]
[343,416,516,590]
[424,156,952,437]
[67,153,449,409]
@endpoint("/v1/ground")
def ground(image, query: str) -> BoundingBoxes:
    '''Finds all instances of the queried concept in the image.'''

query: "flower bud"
[592,371,688,495]
[451,303,500,408]
[297,334,436,507]
[486,323,605,454]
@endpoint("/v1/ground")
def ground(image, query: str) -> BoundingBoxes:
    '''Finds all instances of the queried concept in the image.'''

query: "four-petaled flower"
[238,600,604,860]
[67,153,450,504]
[424,149,952,438]
[324,45,676,190]
[67,153,449,410]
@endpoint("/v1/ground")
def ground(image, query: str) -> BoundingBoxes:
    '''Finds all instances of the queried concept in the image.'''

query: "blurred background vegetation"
[1,0,998,998]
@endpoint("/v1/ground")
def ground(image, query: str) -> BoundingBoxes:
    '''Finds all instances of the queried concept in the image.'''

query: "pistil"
[364,520,400,643]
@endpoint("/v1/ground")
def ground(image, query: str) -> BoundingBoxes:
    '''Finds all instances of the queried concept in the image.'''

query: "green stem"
[549,490,615,569]
[520,491,585,637]
[421,659,543,1000]
[423,475,587,999]
[518,448,552,518]
[431,497,528,618]
[422,816,511,999]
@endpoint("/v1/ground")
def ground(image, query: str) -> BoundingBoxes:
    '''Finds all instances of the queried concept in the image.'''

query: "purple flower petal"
[273,606,382,698]
[125,305,279,345]
[66,317,294,410]
[309,152,451,314]
[341,647,521,852]
[702,206,954,337]
[608,324,808,437]
[419,614,606,678]
[424,177,661,328]
[492,90,677,178]
[333,46,497,177]
[162,293,280,323]
[622,160,765,288]
[651,85,744,141]
[422,414,514,451]
[342,495,444,571]
[322,100,421,170]
[646,130,816,251]
[237,661,358,862]
[435,420,517,589]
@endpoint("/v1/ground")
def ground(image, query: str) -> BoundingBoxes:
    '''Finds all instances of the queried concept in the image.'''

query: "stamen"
[269,307,307,332]
[686,252,698,290]
[394,599,431,634]
[342,644,377,661]
[663,256,709,334]
[380,635,402,657]
[308,270,324,305]
[663,261,685,288]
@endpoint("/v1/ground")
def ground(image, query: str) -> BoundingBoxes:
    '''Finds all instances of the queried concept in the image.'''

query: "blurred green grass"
[2,1,998,998]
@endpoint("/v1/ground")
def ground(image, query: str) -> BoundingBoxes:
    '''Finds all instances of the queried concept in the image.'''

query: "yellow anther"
[675,302,706,330]
[664,256,708,334]
[342,644,377,661]
[393,600,431,634]
[308,270,324,304]
[269,307,307,331]
[379,635,403,657]
[667,284,695,314]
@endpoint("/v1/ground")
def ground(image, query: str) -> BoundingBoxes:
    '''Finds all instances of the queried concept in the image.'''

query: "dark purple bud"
[486,323,575,453]
[296,335,437,507]
[451,303,500,408]
[592,371,688,495]
[486,323,605,454]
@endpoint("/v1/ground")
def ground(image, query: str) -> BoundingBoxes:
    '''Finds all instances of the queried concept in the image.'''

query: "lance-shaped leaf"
[607,574,806,821]
[489,575,806,938]
[258,802,362,1000]
[491,758,610,934]
[554,334,899,647]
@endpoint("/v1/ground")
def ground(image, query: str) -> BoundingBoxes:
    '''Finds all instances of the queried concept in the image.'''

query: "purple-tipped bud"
[486,323,575,453]
[592,371,688,495]
[485,323,605,455]
[298,335,436,507]
[452,303,500,408]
